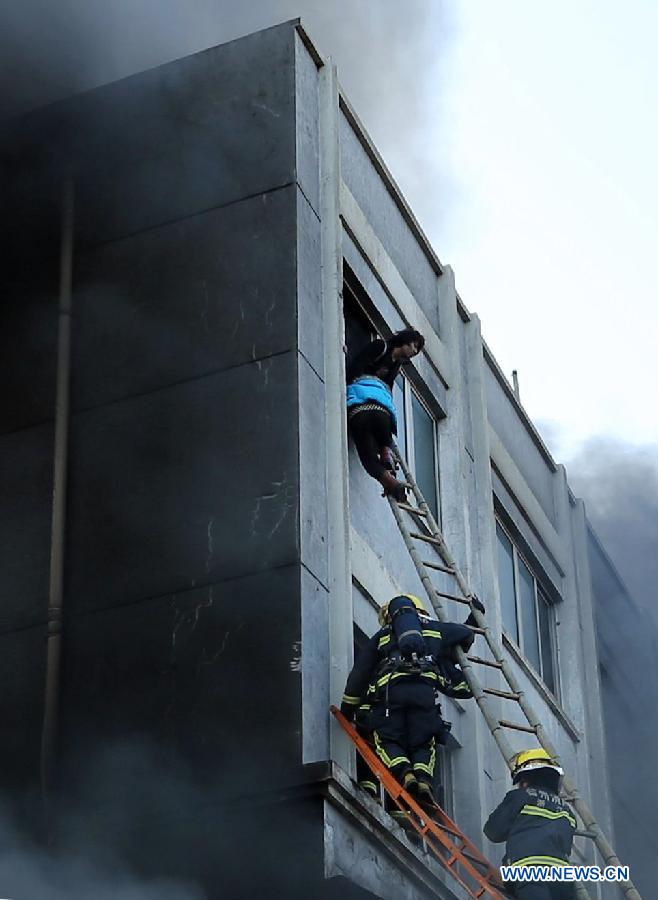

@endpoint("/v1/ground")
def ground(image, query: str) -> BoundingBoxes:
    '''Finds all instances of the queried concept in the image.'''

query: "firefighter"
[346,329,425,501]
[340,593,479,815]
[483,748,577,899]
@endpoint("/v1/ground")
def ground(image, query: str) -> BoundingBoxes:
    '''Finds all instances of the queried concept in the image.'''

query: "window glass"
[392,376,407,460]
[537,587,556,694]
[411,391,438,520]
[496,524,518,643]
[518,558,541,673]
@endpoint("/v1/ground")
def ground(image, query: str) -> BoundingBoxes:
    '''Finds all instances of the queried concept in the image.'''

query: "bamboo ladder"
[384,446,641,900]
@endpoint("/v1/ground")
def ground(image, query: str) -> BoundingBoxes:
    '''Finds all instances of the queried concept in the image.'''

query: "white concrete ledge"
[339,182,452,388]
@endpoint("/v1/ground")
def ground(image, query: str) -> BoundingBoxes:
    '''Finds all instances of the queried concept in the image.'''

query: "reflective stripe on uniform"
[373,732,409,770]
[422,629,442,639]
[413,739,436,776]
[378,634,391,649]
[368,668,439,694]
[520,805,577,828]
[359,780,378,794]
[509,855,569,867]
[342,694,361,705]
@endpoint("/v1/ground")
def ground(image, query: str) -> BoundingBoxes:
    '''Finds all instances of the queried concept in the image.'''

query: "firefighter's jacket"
[483,786,576,867]
[341,618,474,712]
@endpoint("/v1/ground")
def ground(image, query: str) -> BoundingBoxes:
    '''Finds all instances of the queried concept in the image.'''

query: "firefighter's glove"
[340,703,356,722]
[470,594,485,614]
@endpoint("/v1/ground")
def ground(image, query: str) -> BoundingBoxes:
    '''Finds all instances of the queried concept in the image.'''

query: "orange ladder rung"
[331,706,509,900]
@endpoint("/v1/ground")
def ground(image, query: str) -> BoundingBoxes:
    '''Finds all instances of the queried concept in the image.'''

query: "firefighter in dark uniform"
[346,329,424,501]
[340,593,480,814]
[484,748,577,899]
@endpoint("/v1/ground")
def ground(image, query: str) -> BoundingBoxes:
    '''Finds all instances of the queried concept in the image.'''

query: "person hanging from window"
[340,593,483,827]
[483,749,576,899]
[346,329,424,501]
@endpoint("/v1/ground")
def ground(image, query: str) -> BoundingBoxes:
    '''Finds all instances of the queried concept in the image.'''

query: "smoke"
[1,0,458,235]
[0,824,204,900]
[566,437,658,625]
[0,734,327,900]
[0,738,207,900]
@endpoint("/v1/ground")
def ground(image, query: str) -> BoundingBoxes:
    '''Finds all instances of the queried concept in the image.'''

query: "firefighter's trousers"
[370,680,438,785]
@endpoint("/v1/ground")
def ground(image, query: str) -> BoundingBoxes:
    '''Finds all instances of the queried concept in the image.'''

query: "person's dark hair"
[519,767,560,794]
[389,329,425,351]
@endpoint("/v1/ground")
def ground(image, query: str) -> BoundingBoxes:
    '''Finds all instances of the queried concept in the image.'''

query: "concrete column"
[571,497,614,842]
[463,316,500,632]
[436,267,473,584]
[552,466,597,867]
[451,312,508,847]
[319,61,353,772]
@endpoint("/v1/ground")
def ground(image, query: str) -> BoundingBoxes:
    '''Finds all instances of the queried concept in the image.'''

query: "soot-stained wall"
[0,22,328,824]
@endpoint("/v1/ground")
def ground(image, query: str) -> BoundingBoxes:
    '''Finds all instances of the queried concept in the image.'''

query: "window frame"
[342,274,440,521]
[495,517,559,697]
[396,373,440,523]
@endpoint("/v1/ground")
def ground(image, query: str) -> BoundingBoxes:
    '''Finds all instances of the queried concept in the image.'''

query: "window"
[343,273,440,520]
[495,520,557,694]
[395,375,440,521]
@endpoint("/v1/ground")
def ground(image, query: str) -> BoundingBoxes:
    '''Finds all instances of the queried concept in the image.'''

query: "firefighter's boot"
[359,779,381,804]
[390,809,421,845]
[417,780,439,812]
[402,771,419,796]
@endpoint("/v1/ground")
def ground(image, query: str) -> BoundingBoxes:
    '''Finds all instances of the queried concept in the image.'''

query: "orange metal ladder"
[331,705,510,900]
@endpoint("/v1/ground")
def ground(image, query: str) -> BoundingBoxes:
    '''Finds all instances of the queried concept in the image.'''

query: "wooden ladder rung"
[410,531,442,546]
[397,502,428,517]
[499,719,537,734]
[483,687,521,701]
[467,656,503,669]
[421,560,456,575]
[434,589,471,605]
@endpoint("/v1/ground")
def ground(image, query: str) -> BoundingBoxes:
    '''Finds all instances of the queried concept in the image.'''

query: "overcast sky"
[3,0,656,463]
[424,0,658,461]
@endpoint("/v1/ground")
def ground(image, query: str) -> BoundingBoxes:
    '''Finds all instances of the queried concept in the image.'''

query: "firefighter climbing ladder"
[331,704,510,900]
[386,446,641,900]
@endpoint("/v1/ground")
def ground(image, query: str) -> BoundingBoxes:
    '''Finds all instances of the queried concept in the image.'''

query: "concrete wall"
[0,25,336,896]
[588,532,658,897]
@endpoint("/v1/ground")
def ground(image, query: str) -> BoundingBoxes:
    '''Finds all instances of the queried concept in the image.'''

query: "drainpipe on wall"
[41,177,74,830]
[512,369,520,401]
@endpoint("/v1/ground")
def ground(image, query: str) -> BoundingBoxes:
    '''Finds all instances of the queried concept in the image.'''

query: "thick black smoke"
[567,438,658,625]
[1,0,457,235]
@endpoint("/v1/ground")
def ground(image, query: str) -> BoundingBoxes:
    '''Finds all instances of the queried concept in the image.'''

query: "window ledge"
[502,633,581,743]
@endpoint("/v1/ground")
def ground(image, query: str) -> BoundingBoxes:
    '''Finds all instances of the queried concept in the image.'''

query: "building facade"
[0,18,639,900]
[587,531,658,898]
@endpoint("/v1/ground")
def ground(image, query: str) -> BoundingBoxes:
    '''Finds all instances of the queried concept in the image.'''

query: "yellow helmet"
[378,593,428,626]
[407,594,428,616]
[511,748,564,783]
